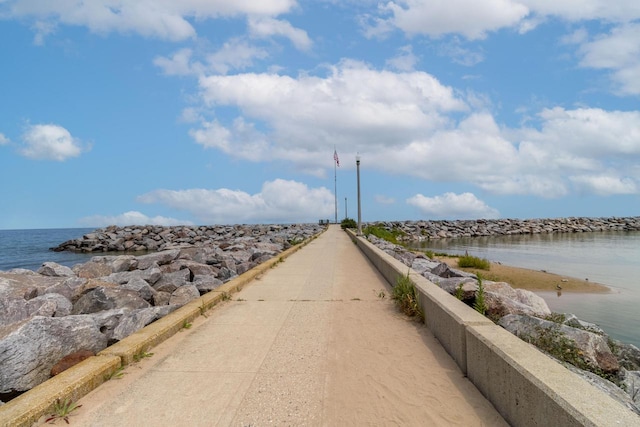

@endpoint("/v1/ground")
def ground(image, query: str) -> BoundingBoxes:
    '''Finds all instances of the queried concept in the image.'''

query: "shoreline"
[436,256,611,294]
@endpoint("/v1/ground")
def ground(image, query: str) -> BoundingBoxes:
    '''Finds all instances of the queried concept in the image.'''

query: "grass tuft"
[392,273,424,321]
[458,254,491,270]
[45,398,82,424]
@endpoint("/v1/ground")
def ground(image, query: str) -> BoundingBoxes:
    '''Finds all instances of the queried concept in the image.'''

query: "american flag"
[334,150,340,167]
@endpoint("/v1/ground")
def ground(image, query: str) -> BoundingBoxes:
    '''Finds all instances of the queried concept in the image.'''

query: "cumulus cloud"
[570,174,638,196]
[1,0,298,42]
[154,40,269,76]
[137,179,334,223]
[0,133,9,145]
[191,60,467,172]
[407,192,500,219]
[375,0,529,40]
[19,124,88,161]
[78,211,192,227]
[574,23,640,95]
[248,16,312,51]
[185,58,640,198]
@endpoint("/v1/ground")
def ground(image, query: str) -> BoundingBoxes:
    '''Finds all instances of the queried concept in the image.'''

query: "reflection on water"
[411,231,640,347]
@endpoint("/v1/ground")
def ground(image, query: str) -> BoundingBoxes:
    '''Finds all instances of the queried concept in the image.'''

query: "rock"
[564,313,606,335]
[111,306,176,341]
[193,275,223,294]
[74,260,113,278]
[483,282,551,318]
[72,287,150,315]
[152,291,171,306]
[613,341,640,371]
[105,266,162,286]
[566,365,640,415]
[411,258,441,274]
[0,316,108,393]
[169,285,200,307]
[37,262,75,277]
[0,298,29,329]
[153,269,190,293]
[121,277,157,303]
[499,314,619,373]
[50,349,95,376]
[622,369,640,405]
[136,250,181,270]
[27,293,73,318]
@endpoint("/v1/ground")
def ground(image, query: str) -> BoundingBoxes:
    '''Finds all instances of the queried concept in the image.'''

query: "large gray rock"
[136,250,181,270]
[90,307,176,343]
[105,266,162,285]
[169,285,200,307]
[499,314,619,373]
[153,269,190,293]
[0,298,29,329]
[37,262,75,277]
[484,282,551,318]
[121,277,157,303]
[0,316,108,393]
[27,293,73,317]
[193,275,223,294]
[72,287,150,315]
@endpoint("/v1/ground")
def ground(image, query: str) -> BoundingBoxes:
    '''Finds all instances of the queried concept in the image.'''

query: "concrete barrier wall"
[347,230,640,427]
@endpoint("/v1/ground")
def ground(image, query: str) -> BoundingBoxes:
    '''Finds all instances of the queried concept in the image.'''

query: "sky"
[1,0,639,229]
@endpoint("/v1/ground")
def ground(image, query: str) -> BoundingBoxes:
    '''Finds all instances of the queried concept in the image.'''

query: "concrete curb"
[346,229,640,427]
[0,229,325,427]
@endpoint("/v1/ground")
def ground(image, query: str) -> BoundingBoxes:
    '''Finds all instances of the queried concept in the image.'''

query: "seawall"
[347,228,640,426]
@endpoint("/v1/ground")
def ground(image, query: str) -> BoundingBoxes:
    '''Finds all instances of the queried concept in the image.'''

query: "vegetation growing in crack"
[392,273,424,321]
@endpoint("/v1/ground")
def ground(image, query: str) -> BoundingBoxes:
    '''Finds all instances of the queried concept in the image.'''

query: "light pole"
[356,154,362,235]
[345,197,347,219]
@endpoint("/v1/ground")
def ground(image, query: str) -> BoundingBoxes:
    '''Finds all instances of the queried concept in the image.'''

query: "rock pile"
[0,223,324,401]
[51,224,320,253]
[371,216,640,240]
[366,234,640,414]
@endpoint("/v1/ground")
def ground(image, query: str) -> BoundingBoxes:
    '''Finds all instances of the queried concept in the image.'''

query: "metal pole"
[345,197,347,219]
[334,156,337,224]
[356,155,362,235]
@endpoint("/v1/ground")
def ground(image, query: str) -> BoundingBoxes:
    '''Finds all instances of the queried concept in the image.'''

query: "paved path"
[66,225,506,426]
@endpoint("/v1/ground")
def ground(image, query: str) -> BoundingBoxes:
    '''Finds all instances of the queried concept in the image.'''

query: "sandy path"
[46,226,505,426]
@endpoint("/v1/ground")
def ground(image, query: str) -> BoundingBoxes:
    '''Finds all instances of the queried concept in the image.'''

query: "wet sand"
[436,256,611,293]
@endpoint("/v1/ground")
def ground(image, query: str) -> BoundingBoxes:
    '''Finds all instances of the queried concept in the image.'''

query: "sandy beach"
[436,256,610,293]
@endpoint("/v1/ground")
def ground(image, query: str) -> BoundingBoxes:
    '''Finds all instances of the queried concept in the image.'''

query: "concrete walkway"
[64,225,506,426]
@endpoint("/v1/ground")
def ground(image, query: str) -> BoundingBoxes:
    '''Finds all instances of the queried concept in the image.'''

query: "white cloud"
[437,38,485,66]
[385,45,418,71]
[570,174,638,196]
[154,48,198,76]
[574,23,640,95]
[377,0,529,40]
[20,124,88,161]
[407,192,500,219]
[248,16,312,51]
[0,133,9,145]
[138,179,334,223]
[3,0,298,42]
[192,60,467,173]
[78,211,192,227]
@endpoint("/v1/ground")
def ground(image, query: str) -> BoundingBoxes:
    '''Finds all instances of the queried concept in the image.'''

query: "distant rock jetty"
[51,224,322,253]
[372,216,640,241]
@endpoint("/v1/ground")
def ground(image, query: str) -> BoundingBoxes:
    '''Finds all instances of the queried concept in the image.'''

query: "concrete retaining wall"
[347,230,640,427]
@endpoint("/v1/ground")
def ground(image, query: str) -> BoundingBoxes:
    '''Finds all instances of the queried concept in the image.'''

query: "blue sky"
[1,1,639,229]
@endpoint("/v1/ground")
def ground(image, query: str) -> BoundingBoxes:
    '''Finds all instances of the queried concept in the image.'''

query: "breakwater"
[373,216,640,240]
[51,224,321,253]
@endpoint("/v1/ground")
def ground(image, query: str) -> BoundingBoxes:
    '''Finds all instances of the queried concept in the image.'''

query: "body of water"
[413,231,640,348]
[0,228,96,271]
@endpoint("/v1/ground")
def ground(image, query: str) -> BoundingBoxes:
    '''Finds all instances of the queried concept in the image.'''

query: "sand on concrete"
[436,256,610,293]
[43,226,506,426]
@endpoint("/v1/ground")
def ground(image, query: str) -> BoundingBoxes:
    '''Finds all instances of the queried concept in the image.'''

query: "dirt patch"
[436,256,610,293]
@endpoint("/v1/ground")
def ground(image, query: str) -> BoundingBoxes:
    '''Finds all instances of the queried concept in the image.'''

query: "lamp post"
[356,154,362,235]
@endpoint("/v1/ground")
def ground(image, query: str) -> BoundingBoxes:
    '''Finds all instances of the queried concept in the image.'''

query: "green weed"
[104,366,125,381]
[458,254,490,270]
[133,350,154,362]
[392,273,424,321]
[473,274,487,315]
[45,398,82,424]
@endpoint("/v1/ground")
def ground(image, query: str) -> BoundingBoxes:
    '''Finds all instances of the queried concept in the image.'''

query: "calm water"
[0,228,96,271]
[413,231,640,348]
